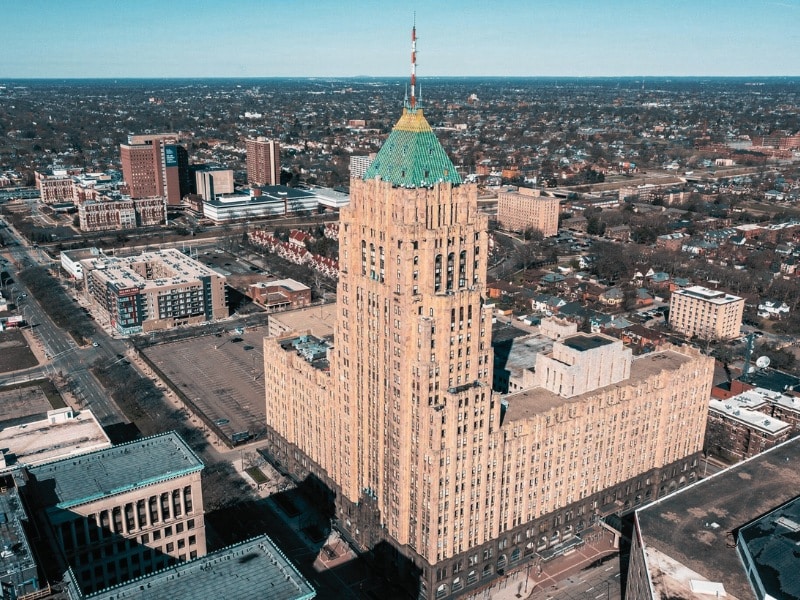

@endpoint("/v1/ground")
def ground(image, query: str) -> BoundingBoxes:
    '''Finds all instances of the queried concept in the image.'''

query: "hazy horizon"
[3,1,799,79]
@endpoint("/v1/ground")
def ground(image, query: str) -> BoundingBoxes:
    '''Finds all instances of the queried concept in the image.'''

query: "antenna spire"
[410,19,417,109]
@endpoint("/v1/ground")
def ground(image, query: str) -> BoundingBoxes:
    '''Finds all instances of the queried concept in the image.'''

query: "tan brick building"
[668,285,744,341]
[246,137,280,186]
[77,195,165,232]
[18,432,206,596]
[35,167,82,204]
[497,186,559,236]
[262,93,714,599]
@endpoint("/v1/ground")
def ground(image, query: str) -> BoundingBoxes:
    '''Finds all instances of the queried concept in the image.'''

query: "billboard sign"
[164,145,179,167]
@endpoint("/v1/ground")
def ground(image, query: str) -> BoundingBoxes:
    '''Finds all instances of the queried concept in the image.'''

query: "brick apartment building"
[246,137,280,186]
[668,285,744,341]
[497,186,559,236]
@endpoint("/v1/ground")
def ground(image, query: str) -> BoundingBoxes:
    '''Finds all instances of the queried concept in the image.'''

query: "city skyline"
[3,0,799,79]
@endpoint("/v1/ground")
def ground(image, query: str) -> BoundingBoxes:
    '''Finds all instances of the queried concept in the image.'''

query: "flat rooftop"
[738,496,800,600]
[673,285,742,304]
[0,485,37,587]
[81,534,315,600]
[492,332,552,379]
[740,369,800,394]
[562,334,613,352]
[81,248,219,293]
[636,436,800,600]
[503,350,692,421]
[709,399,790,434]
[268,303,337,339]
[0,409,110,471]
[27,432,202,510]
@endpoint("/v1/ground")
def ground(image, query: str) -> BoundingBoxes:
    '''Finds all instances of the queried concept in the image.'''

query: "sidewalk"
[463,529,617,600]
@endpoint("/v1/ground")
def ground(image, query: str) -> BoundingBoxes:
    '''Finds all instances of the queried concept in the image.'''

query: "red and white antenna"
[410,19,417,108]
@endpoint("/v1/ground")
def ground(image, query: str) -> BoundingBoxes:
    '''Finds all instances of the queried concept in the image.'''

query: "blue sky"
[2,0,799,77]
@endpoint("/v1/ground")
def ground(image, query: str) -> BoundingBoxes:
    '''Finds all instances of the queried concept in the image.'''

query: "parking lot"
[141,325,268,444]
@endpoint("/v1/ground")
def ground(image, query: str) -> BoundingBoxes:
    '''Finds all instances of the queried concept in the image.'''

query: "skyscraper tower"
[334,43,494,562]
[246,137,280,186]
[120,133,189,206]
[263,26,713,599]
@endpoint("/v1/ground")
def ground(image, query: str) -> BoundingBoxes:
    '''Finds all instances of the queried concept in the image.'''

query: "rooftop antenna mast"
[410,16,417,109]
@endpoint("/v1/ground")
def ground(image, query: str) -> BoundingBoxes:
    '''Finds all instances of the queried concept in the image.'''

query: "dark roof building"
[627,437,800,600]
[64,534,316,600]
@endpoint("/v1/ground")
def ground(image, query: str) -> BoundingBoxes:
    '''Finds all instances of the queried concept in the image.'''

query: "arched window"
[446,252,455,291]
[459,250,467,288]
[435,584,448,599]
[361,240,367,275]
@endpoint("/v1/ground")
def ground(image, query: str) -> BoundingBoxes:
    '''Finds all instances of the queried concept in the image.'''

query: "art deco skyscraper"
[263,26,713,599]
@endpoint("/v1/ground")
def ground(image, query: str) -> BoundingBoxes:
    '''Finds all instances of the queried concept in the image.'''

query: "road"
[1,223,130,427]
[530,559,622,600]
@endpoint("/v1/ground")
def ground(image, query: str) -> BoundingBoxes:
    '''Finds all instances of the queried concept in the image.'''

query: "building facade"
[35,167,82,204]
[80,248,227,335]
[705,398,791,462]
[247,278,311,310]
[17,433,206,596]
[120,133,189,206]
[349,154,375,179]
[195,167,235,201]
[78,195,165,232]
[246,137,280,186]
[668,285,744,341]
[497,187,559,237]
[263,89,714,599]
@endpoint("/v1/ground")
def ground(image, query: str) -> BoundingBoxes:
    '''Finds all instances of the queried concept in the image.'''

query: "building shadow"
[16,471,180,596]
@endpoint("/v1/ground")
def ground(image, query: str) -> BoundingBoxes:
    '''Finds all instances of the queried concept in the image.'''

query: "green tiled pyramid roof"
[363,107,462,187]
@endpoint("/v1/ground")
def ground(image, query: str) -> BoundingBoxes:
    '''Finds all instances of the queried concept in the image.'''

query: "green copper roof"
[363,107,462,187]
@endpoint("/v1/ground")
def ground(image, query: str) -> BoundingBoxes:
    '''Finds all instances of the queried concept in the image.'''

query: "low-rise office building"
[16,432,206,596]
[247,278,311,311]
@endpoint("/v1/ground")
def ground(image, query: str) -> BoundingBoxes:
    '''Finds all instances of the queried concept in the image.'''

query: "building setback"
[80,248,227,335]
[668,285,744,341]
[497,186,559,237]
[246,137,280,186]
[262,56,715,600]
